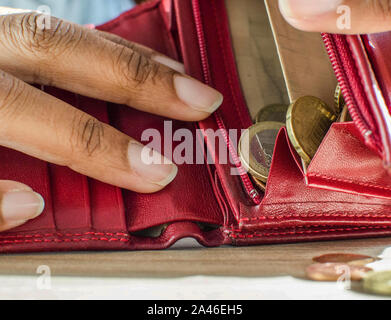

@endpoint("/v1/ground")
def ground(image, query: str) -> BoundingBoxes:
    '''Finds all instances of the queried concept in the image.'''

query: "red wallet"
[2,0,391,253]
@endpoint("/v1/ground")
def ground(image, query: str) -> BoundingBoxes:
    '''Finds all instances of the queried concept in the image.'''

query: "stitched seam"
[0,237,130,245]
[229,224,379,232]
[240,212,391,223]
[230,225,391,239]
[0,231,130,240]
[249,200,391,206]
[308,173,391,191]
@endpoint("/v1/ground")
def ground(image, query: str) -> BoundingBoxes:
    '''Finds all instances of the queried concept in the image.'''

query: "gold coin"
[255,104,289,124]
[238,121,284,183]
[253,177,266,191]
[306,263,372,282]
[313,253,377,266]
[363,271,391,296]
[338,104,352,123]
[286,96,337,163]
[334,84,346,113]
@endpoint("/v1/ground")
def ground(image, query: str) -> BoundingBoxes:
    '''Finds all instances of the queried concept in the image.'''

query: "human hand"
[0,9,223,231]
[279,0,391,34]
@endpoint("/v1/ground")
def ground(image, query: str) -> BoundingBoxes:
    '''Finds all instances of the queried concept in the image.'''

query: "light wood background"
[0,0,387,279]
[226,0,289,119]
[0,238,390,278]
[264,0,337,110]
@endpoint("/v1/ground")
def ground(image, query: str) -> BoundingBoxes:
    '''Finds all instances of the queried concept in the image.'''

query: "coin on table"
[286,96,337,164]
[313,253,377,266]
[306,263,372,281]
[334,84,346,114]
[238,121,284,183]
[255,104,289,124]
[362,271,391,296]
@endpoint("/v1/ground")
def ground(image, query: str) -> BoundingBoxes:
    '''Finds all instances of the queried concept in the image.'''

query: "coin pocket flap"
[306,122,391,199]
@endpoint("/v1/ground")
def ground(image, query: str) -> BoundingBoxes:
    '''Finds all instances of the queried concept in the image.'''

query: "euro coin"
[334,84,346,113]
[338,104,352,123]
[286,96,337,164]
[255,104,289,123]
[253,177,266,191]
[313,253,376,266]
[363,271,391,296]
[306,263,372,282]
[238,121,284,183]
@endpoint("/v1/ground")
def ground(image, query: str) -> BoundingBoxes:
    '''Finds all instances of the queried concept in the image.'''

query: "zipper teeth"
[191,0,261,204]
[322,33,371,138]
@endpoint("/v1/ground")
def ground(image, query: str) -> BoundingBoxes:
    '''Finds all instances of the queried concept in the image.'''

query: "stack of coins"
[239,85,350,191]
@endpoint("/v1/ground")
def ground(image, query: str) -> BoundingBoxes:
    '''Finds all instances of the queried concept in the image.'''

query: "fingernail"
[152,55,186,74]
[174,75,223,113]
[279,0,342,19]
[128,143,178,187]
[1,191,45,223]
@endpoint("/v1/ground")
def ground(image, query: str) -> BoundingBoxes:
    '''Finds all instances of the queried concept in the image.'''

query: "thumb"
[279,0,391,34]
[0,181,45,232]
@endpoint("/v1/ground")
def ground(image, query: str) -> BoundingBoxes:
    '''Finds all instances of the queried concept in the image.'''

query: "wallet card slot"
[0,147,56,233]
[108,104,224,232]
[42,88,92,231]
[77,95,127,232]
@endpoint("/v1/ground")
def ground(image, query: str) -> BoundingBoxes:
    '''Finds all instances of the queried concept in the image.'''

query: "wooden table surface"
[1,0,389,279]
[0,238,390,278]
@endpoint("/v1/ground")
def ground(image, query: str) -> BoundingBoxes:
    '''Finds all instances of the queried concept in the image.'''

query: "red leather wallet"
[1,0,391,253]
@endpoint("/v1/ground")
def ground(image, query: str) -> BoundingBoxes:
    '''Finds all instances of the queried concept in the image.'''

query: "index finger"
[0,13,223,121]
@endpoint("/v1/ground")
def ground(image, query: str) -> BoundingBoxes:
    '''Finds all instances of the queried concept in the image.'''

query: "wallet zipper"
[322,34,373,143]
[192,0,261,205]
[321,33,391,162]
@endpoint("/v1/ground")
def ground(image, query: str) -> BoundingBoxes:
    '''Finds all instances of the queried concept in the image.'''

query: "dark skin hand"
[0,8,223,231]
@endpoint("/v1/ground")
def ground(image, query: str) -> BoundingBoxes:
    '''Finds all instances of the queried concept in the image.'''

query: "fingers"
[279,0,391,34]
[96,30,186,74]
[0,13,222,121]
[0,71,177,193]
[0,180,44,232]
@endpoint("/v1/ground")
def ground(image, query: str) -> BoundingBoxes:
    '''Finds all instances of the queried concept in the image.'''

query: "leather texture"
[1,0,391,253]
